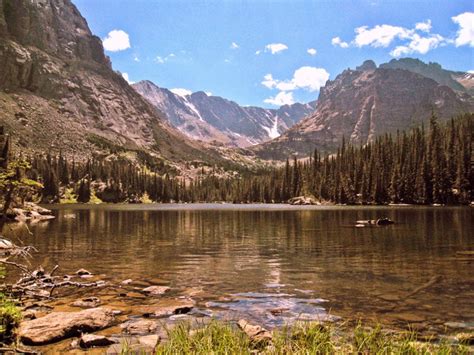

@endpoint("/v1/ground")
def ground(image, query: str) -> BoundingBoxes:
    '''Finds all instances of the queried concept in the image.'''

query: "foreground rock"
[237,319,272,344]
[107,335,160,354]
[19,308,116,345]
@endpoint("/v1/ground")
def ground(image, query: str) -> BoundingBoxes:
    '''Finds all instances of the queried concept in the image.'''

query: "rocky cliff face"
[380,58,474,95]
[254,60,473,160]
[0,0,226,168]
[133,80,315,147]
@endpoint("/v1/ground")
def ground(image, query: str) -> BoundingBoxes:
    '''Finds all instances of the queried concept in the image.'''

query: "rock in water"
[80,334,116,348]
[143,285,170,295]
[72,297,101,308]
[19,308,115,345]
[288,196,318,205]
[75,268,92,276]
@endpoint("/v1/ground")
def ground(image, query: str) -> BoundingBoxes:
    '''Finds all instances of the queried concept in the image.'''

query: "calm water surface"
[5,204,474,329]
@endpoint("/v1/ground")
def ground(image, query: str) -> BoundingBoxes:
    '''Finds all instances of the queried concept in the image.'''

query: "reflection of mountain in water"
[7,206,473,327]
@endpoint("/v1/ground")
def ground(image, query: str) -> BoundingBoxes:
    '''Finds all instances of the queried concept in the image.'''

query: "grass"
[151,320,471,355]
[0,268,22,344]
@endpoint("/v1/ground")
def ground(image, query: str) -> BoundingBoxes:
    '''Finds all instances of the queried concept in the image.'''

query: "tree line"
[2,113,473,206]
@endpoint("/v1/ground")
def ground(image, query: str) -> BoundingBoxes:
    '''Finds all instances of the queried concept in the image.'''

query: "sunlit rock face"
[133,80,316,148]
[253,59,473,160]
[0,0,221,165]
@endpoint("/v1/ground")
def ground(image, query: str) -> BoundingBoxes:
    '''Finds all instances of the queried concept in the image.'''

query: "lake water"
[4,204,474,331]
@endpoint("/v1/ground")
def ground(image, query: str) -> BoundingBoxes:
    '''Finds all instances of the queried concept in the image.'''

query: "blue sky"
[73,0,473,108]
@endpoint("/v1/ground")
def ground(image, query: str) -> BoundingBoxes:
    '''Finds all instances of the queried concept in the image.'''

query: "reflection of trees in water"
[14,207,473,298]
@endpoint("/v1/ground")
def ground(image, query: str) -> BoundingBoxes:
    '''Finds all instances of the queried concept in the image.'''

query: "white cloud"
[264,43,288,54]
[261,67,330,94]
[155,53,176,64]
[339,18,456,57]
[205,92,213,96]
[468,70,474,74]
[133,54,140,62]
[392,33,444,57]
[255,50,261,55]
[230,42,239,49]
[122,73,134,84]
[292,67,330,91]
[170,88,192,97]
[261,74,277,89]
[264,91,294,106]
[224,58,231,63]
[331,37,349,48]
[415,20,432,32]
[452,12,474,47]
[354,25,412,47]
[307,48,317,56]
[102,30,131,52]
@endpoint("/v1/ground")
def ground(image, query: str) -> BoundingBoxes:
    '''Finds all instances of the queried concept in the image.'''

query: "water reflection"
[4,205,473,327]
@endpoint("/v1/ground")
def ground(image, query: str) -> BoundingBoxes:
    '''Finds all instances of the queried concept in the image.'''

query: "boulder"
[80,334,116,348]
[237,319,272,344]
[19,308,115,345]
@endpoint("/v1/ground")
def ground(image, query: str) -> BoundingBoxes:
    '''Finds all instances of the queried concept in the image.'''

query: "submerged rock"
[80,334,116,348]
[72,297,101,308]
[19,308,115,345]
[140,299,194,318]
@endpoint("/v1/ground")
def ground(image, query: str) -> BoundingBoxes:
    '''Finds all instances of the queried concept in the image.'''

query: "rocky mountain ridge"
[0,0,238,172]
[254,59,473,160]
[380,58,474,95]
[132,80,316,147]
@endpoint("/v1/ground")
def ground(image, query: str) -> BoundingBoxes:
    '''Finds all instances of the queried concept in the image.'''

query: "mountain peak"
[356,60,377,71]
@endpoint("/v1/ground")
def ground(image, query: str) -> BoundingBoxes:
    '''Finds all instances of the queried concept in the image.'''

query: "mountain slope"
[380,58,474,95]
[253,60,473,160]
[0,0,233,170]
[133,80,316,147]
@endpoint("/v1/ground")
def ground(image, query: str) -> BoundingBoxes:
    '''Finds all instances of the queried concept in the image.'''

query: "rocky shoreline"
[3,270,472,353]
